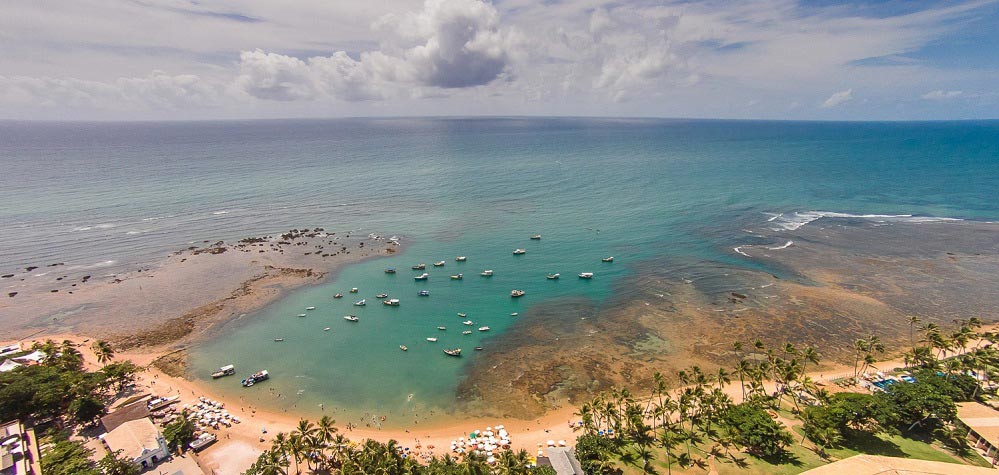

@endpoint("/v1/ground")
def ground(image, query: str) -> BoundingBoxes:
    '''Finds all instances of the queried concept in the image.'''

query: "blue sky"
[1,0,997,120]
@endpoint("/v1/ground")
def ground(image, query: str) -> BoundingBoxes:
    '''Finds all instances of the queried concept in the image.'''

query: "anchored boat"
[443,348,462,357]
[513,249,526,255]
[383,298,400,306]
[354,299,366,306]
[511,289,526,297]
[412,263,426,270]
[343,315,359,322]
[414,273,429,281]
[211,365,235,379]
[480,270,494,277]
[241,370,269,387]
[578,272,594,279]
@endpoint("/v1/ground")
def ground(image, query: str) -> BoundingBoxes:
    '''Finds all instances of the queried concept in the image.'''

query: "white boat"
[306,306,316,310]
[602,256,614,262]
[510,312,519,316]
[457,312,467,317]
[510,289,526,297]
[211,365,235,379]
[443,348,462,357]
[354,299,366,306]
[297,313,307,317]
[481,270,493,276]
[456,256,467,262]
[546,273,560,280]
[426,337,438,342]
[462,330,472,335]
[418,290,431,296]
[241,370,269,387]
[513,249,526,255]
[376,293,388,298]
[530,234,542,240]
[412,263,426,270]
[414,273,429,281]
[383,299,400,306]
[333,293,343,299]
[437,326,447,330]
[343,315,359,322]
[463,320,474,325]
[350,288,358,293]
[433,261,446,267]
[399,345,408,351]
[478,326,490,332]
[323,327,331,331]
[273,338,284,342]
[450,273,463,280]
[578,272,594,279]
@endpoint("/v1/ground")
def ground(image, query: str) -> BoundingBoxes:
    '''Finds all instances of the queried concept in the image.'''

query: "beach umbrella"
[558,440,566,447]
[547,440,555,447]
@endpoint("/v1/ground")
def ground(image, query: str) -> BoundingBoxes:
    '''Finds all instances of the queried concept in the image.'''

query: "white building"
[101,418,169,470]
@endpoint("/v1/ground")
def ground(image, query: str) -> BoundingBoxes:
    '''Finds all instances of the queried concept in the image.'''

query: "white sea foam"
[767,240,794,250]
[733,246,751,257]
[767,211,961,231]
[72,223,116,232]
[66,260,117,271]
[212,210,229,215]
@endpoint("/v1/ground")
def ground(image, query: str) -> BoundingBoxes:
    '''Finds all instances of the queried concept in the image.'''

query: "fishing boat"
[513,248,526,255]
[211,365,235,379]
[426,337,438,342]
[350,288,359,293]
[478,326,490,332]
[437,326,447,330]
[412,263,426,270]
[433,261,446,267]
[384,268,396,274]
[546,273,560,280]
[457,312,467,317]
[456,256,467,262]
[450,273,463,280]
[578,272,594,279]
[323,327,331,331]
[353,299,366,306]
[343,315,359,322]
[418,290,431,296]
[399,345,408,351]
[273,338,284,342]
[306,306,316,310]
[481,269,493,277]
[474,347,484,351]
[414,273,429,281]
[463,320,474,325]
[531,234,542,240]
[297,313,307,317]
[376,293,389,298]
[443,348,462,357]
[241,370,269,387]
[602,256,614,262]
[462,330,472,335]
[510,289,526,297]
[334,293,343,299]
[383,298,400,306]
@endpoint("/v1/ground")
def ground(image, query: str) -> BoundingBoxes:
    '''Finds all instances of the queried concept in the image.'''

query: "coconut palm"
[91,340,114,365]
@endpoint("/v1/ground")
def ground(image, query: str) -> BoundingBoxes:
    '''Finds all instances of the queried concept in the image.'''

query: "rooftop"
[958,402,999,445]
[800,454,996,475]
[102,418,162,459]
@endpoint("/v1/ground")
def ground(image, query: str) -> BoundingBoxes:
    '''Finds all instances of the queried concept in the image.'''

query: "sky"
[1,0,997,121]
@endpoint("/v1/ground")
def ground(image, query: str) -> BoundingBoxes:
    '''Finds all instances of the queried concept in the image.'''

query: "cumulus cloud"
[0,71,224,110]
[236,0,515,102]
[921,90,963,100]
[820,89,854,108]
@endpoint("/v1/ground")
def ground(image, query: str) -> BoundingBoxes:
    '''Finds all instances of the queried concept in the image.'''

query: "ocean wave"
[72,223,117,232]
[767,240,794,250]
[732,246,751,257]
[65,260,117,271]
[211,210,230,215]
[767,211,961,231]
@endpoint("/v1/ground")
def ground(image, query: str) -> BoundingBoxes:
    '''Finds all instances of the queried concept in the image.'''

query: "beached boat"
[450,273,463,280]
[343,315,359,322]
[297,313,307,317]
[241,370,269,387]
[531,234,542,240]
[478,326,490,332]
[546,273,560,280]
[462,330,472,335]
[480,269,493,277]
[349,288,358,293]
[602,256,614,262]
[333,293,343,299]
[306,306,316,310]
[457,312,467,317]
[383,298,400,306]
[414,273,429,281]
[412,263,426,270]
[510,289,526,297]
[418,290,431,296]
[437,326,447,330]
[353,299,366,306]
[399,345,408,351]
[578,272,594,279]
[376,293,388,298]
[456,256,467,261]
[463,320,474,325]
[273,338,284,342]
[211,365,235,379]
[433,261,446,267]
[443,348,462,357]
[426,337,438,342]
[513,249,526,255]
[189,433,217,452]
[384,268,396,274]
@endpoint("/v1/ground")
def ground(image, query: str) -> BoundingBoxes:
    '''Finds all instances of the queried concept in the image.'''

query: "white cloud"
[820,89,854,108]
[0,71,225,110]
[921,90,963,100]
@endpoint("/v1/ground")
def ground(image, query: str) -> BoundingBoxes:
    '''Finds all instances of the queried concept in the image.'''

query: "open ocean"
[2,118,998,424]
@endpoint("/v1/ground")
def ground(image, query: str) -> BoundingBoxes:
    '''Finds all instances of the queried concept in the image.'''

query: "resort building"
[956,401,999,465]
[0,420,41,475]
[536,447,584,475]
[101,418,169,470]
[800,454,997,474]
[100,398,151,433]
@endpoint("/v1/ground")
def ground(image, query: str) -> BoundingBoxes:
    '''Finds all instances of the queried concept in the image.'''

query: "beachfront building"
[956,401,999,465]
[101,418,169,470]
[536,447,583,475]
[1,420,42,475]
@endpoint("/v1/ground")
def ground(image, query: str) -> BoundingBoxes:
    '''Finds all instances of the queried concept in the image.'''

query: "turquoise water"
[2,118,998,424]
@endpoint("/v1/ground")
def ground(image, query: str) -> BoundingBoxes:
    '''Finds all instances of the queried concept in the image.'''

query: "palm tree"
[286,434,305,474]
[715,367,731,391]
[907,315,922,351]
[801,346,820,374]
[734,359,751,402]
[91,340,114,365]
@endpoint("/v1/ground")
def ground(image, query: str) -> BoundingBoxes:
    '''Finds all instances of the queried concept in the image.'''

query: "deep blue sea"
[2,118,997,423]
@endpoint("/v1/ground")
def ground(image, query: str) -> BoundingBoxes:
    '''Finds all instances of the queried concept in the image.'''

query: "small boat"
[297,314,307,317]
[399,345,408,351]
[546,273,560,280]
[418,290,431,296]
[323,327,331,331]
[273,338,284,342]
[478,326,490,332]
[426,337,438,342]
[376,293,389,299]
[513,249,526,255]
[241,370,269,387]
[530,234,542,240]
[333,293,343,299]
[412,263,426,270]
[354,299,366,306]
[383,299,400,306]
[511,289,526,297]
[474,347,484,351]
[602,257,614,262]
[462,330,472,335]
[349,288,359,293]
[433,261,446,267]
[443,348,462,357]
[414,273,429,281]
[211,365,235,379]
[343,315,359,322]
[437,326,447,330]
[455,256,467,262]
[306,306,316,310]
[384,268,396,274]
[480,269,493,277]
[450,273,463,280]
[578,272,594,279]
[457,312,467,317]
[463,320,474,325]
[510,312,519,316]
